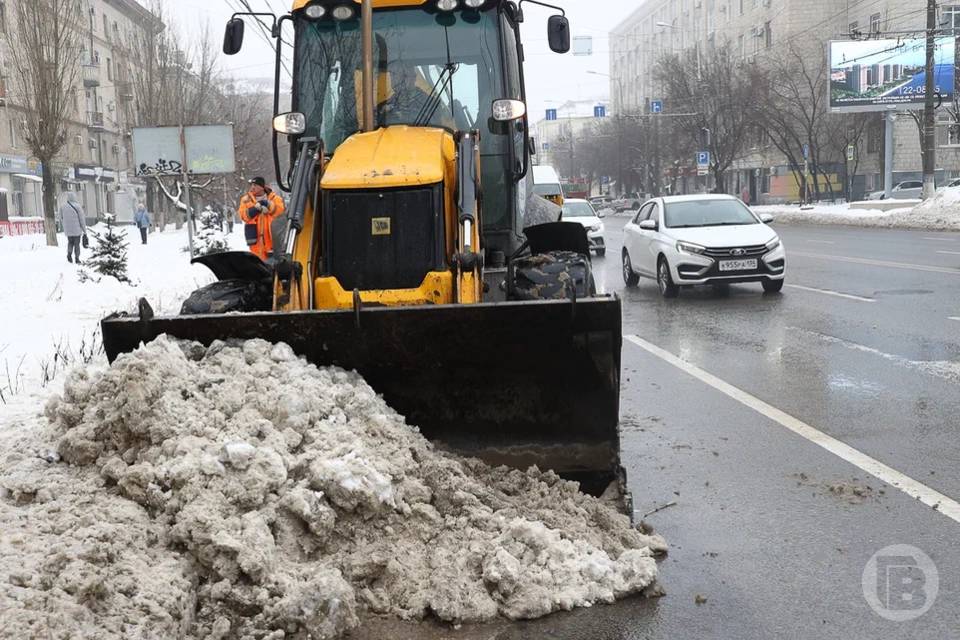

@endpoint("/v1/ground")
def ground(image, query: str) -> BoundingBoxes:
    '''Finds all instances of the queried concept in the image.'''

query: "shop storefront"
[0,154,43,220]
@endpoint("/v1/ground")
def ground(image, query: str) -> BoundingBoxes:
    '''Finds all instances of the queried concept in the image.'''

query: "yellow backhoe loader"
[102,0,628,506]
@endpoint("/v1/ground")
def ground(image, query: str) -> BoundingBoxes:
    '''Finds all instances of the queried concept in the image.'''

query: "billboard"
[132,125,236,176]
[829,38,955,112]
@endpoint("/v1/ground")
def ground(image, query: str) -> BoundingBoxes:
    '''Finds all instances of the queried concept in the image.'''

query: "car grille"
[702,244,769,259]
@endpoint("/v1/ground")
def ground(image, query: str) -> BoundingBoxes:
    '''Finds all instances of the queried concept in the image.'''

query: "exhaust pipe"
[361,0,374,131]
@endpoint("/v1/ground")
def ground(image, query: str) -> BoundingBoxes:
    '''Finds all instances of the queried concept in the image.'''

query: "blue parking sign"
[651,100,663,114]
[697,151,710,166]
[594,105,606,118]
[546,109,557,121]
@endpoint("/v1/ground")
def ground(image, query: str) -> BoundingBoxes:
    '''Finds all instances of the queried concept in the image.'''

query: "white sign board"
[133,125,236,176]
[572,36,593,56]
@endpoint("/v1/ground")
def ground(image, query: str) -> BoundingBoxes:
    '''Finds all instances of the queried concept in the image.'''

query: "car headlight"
[588,223,603,233]
[676,240,706,255]
[765,238,781,251]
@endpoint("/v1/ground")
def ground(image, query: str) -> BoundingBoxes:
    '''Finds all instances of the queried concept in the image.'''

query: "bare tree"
[6,0,86,246]
[655,45,756,193]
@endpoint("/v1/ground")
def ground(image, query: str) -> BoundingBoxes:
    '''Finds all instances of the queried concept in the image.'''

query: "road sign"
[697,168,709,176]
[651,100,663,114]
[545,109,557,121]
[572,36,593,56]
[594,105,606,118]
[696,151,710,167]
[846,144,855,161]
[802,143,810,160]
[541,142,550,151]
[601,175,610,185]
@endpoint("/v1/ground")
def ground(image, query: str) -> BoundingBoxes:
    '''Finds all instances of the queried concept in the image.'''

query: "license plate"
[719,259,757,272]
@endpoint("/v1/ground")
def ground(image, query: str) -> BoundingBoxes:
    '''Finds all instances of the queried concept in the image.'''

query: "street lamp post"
[587,70,624,196]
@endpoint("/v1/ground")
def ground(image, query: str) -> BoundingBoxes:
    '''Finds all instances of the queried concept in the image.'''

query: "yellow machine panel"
[315,271,455,308]
[320,126,455,189]
[293,0,427,10]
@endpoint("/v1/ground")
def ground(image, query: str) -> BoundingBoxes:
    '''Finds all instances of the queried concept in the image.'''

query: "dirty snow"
[0,336,665,638]
[755,188,960,231]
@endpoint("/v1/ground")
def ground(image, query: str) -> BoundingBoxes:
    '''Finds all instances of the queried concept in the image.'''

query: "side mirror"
[273,112,306,135]
[528,136,537,156]
[597,210,606,219]
[547,15,570,54]
[492,99,526,122]
[759,213,774,224]
[223,18,245,55]
[638,219,658,231]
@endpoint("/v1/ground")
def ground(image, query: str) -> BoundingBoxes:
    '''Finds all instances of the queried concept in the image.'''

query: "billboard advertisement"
[829,38,955,112]
[132,125,236,176]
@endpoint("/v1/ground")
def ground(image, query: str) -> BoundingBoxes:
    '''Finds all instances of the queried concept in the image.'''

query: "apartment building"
[610,0,960,202]
[0,0,159,223]
[533,98,611,180]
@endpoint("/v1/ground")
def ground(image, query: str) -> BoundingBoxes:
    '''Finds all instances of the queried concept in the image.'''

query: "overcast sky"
[161,0,640,120]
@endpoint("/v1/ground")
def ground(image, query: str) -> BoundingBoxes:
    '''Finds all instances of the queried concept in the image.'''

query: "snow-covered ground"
[0,224,245,417]
[755,188,960,231]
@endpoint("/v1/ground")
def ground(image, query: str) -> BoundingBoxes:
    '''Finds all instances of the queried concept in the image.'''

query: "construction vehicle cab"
[104,0,629,507]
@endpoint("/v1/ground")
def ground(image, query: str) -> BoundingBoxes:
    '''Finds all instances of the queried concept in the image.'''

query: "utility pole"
[922,0,937,199]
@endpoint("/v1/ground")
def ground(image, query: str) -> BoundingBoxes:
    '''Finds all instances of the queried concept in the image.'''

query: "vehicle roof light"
[437,0,459,11]
[332,4,354,20]
[304,3,326,19]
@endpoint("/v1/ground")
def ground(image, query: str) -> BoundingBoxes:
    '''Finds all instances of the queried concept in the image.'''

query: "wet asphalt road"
[360,218,960,639]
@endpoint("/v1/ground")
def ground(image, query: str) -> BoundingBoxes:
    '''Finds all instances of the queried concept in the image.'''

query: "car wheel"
[622,251,640,287]
[762,279,784,294]
[596,247,606,257]
[657,256,679,298]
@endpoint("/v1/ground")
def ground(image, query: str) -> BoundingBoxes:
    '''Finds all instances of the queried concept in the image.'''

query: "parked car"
[866,180,923,200]
[561,198,606,257]
[622,194,785,297]
[946,178,960,189]
[612,192,643,212]
[589,195,614,208]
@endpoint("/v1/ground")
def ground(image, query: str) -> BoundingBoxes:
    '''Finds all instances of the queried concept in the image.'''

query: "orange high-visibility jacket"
[239,189,285,261]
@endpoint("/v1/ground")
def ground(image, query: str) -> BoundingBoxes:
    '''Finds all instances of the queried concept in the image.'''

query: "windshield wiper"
[414,62,458,127]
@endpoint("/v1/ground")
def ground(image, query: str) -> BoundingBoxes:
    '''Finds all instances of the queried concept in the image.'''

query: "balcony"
[87,111,105,131]
[82,64,100,88]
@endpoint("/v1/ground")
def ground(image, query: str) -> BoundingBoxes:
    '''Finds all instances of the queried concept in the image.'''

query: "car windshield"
[533,183,562,197]
[663,199,758,228]
[562,202,595,217]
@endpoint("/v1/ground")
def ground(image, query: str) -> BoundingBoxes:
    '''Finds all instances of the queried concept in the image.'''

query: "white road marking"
[803,239,836,245]
[949,317,960,322]
[625,334,960,525]
[785,284,875,302]
[923,237,958,242]
[936,250,960,256]
[791,251,960,275]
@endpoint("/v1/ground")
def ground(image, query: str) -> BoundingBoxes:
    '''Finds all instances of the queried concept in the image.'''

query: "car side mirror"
[528,136,537,156]
[547,15,570,54]
[759,213,774,224]
[223,18,245,55]
[638,219,658,231]
[597,210,606,219]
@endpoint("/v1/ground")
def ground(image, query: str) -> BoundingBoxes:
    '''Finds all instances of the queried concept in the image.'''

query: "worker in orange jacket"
[239,177,285,261]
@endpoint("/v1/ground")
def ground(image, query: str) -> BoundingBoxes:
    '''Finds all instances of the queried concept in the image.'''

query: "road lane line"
[624,334,960,525]
[936,250,960,256]
[785,284,875,302]
[923,237,958,242]
[791,251,960,275]
[949,317,960,322]
[803,239,835,245]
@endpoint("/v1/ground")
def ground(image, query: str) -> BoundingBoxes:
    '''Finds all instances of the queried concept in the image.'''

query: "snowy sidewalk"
[754,189,960,232]
[0,224,245,417]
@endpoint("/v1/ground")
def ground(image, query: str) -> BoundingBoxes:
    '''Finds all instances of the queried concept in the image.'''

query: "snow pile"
[1,336,665,638]
[756,190,960,231]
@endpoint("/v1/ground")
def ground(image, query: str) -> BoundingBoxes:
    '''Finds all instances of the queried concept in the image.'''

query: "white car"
[561,198,606,256]
[622,194,785,297]
[867,180,923,200]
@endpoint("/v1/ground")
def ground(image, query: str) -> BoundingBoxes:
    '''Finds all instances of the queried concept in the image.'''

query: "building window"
[738,34,745,57]
[107,58,112,81]
[0,1,7,33]
[848,21,858,36]
[765,21,772,48]
[945,6,960,29]
[867,120,881,154]
[870,13,881,34]
[8,118,16,148]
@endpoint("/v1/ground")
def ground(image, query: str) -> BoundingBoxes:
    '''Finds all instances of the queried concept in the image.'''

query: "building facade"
[610,0,960,203]
[0,0,159,225]
[532,98,612,183]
